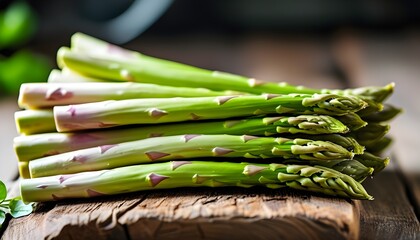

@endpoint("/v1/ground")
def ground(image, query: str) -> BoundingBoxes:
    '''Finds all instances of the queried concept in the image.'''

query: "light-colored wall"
[0,98,19,181]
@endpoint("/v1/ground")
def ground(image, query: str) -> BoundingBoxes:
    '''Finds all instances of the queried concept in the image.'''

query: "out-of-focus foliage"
[0,50,50,94]
[0,1,36,49]
[0,1,51,96]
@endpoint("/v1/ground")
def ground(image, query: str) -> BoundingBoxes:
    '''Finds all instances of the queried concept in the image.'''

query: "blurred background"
[0,0,419,185]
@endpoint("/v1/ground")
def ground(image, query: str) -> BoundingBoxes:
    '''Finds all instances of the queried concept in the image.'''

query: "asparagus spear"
[58,46,319,95]
[53,94,367,132]
[28,135,355,178]
[18,161,30,179]
[19,159,374,182]
[18,82,242,109]
[18,157,374,181]
[21,161,373,202]
[14,115,349,162]
[61,33,393,103]
[14,110,56,135]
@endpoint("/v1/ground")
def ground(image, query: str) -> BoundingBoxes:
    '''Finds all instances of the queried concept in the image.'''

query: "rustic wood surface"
[3,188,359,240]
[358,170,420,240]
[1,32,420,239]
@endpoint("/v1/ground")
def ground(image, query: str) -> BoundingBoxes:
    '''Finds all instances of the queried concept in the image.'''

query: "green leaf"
[8,198,32,218]
[0,181,6,203]
[0,210,5,228]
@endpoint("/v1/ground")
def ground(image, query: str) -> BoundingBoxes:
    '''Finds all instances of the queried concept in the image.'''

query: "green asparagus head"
[272,115,349,135]
[286,138,355,161]
[285,134,365,155]
[326,160,374,182]
[281,159,374,182]
[354,98,384,117]
[326,83,394,103]
[349,83,394,103]
[349,123,390,145]
[354,152,390,174]
[300,94,368,116]
[362,104,403,123]
[276,164,373,200]
[364,136,393,154]
[336,112,367,131]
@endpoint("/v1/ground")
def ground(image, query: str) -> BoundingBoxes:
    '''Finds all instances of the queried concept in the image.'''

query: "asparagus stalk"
[15,110,56,135]
[53,94,367,132]
[61,33,393,103]
[58,46,319,95]
[18,157,374,181]
[18,161,30,179]
[18,82,242,109]
[21,161,373,202]
[28,135,355,178]
[14,115,349,162]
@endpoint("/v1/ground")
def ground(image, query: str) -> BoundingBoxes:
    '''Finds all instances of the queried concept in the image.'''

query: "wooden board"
[358,170,420,239]
[2,188,359,240]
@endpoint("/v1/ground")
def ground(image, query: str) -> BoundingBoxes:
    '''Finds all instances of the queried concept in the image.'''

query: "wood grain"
[2,188,359,240]
[358,170,420,240]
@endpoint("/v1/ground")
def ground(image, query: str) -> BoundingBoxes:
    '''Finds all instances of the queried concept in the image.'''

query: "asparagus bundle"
[14,33,400,202]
